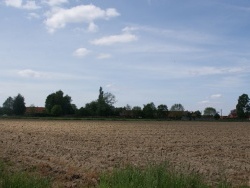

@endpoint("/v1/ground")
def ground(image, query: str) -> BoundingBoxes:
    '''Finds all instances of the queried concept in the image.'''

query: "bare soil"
[0,120,249,187]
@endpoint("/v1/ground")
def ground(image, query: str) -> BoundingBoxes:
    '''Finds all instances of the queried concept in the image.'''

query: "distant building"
[25,107,46,115]
[228,109,237,119]
[168,111,187,120]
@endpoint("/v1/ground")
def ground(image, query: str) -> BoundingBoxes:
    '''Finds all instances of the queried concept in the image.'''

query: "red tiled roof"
[25,107,45,114]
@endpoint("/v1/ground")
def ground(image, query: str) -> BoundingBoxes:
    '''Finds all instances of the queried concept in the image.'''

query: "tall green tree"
[104,92,116,106]
[97,87,107,116]
[157,104,168,118]
[143,102,156,118]
[170,104,184,111]
[96,87,116,116]
[203,107,216,116]
[45,90,74,115]
[85,101,98,116]
[13,94,26,115]
[194,110,202,118]
[236,94,250,118]
[2,96,14,115]
[132,106,142,118]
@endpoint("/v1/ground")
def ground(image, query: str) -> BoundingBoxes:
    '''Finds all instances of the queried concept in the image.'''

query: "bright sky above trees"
[1,0,250,115]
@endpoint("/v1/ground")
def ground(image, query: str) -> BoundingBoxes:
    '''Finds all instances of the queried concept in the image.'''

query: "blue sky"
[1,0,250,115]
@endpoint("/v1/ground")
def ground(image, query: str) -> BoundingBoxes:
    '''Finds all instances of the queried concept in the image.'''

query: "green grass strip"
[0,162,51,188]
[98,163,249,188]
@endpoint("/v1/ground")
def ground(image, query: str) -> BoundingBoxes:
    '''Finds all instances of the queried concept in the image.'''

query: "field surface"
[0,120,249,187]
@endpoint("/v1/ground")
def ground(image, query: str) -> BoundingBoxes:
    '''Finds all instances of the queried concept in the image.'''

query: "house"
[25,107,46,115]
[168,111,187,120]
[228,109,237,119]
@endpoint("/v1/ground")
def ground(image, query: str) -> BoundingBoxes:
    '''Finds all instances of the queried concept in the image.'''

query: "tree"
[203,107,216,116]
[214,113,220,120]
[132,106,142,118]
[76,107,88,116]
[104,92,116,106]
[170,104,184,111]
[51,105,63,116]
[194,110,202,118]
[45,90,74,115]
[97,87,116,116]
[157,104,168,118]
[13,94,26,115]
[143,102,156,118]
[2,97,14,115]
[85,101,98,116]
[236,94,250,118]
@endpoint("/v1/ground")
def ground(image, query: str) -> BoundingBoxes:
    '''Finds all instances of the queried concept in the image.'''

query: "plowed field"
[0,120,249,187]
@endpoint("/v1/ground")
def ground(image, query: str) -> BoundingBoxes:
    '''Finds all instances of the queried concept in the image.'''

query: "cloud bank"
[91,33,138,46]
[44,4,120,33]
[5,0,40,10]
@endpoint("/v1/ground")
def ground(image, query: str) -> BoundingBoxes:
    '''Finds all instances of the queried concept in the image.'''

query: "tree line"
[0,87,249,119]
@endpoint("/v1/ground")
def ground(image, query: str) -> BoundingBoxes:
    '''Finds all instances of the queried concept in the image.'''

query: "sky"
[0,0,250,115]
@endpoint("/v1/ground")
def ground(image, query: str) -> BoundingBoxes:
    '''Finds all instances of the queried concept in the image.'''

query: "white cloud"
[18,69,43,78]
[88,22,98,32]
[44,4,119,33]
[27,12,40,19]
[106,8,120,17]
[73,48,91,57]
[122,26,139,33]
[5,0,22,8]
[22,1,40,10]
[188,66,247,76]
[5,0,40,10]
[97,53,112,59]
[199,100,210,104]
[44,0,68,7]
[91,33,138,46]
[16,69,95,80]
[210,94,222,99]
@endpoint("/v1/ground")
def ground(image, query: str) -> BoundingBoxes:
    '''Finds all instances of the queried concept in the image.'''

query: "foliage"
[78,87,116,117]
[99,162,250,188]
[214,113,220,120]
[132,106,143,118]
[157,104,168,118]
[13,94,26,115]
[96,87,116,116]
[170,104,184,111]
[143,102,156,118]
[236,94,250,118]
[194,111,202,118]
[0,161,51,188]
[203,107,217,116]
[45,90,74,116]
[85,101,98,116]
[2,97,14,115]
[104,92,117,106]
[99,162,209,188]
[51,105,63,116]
